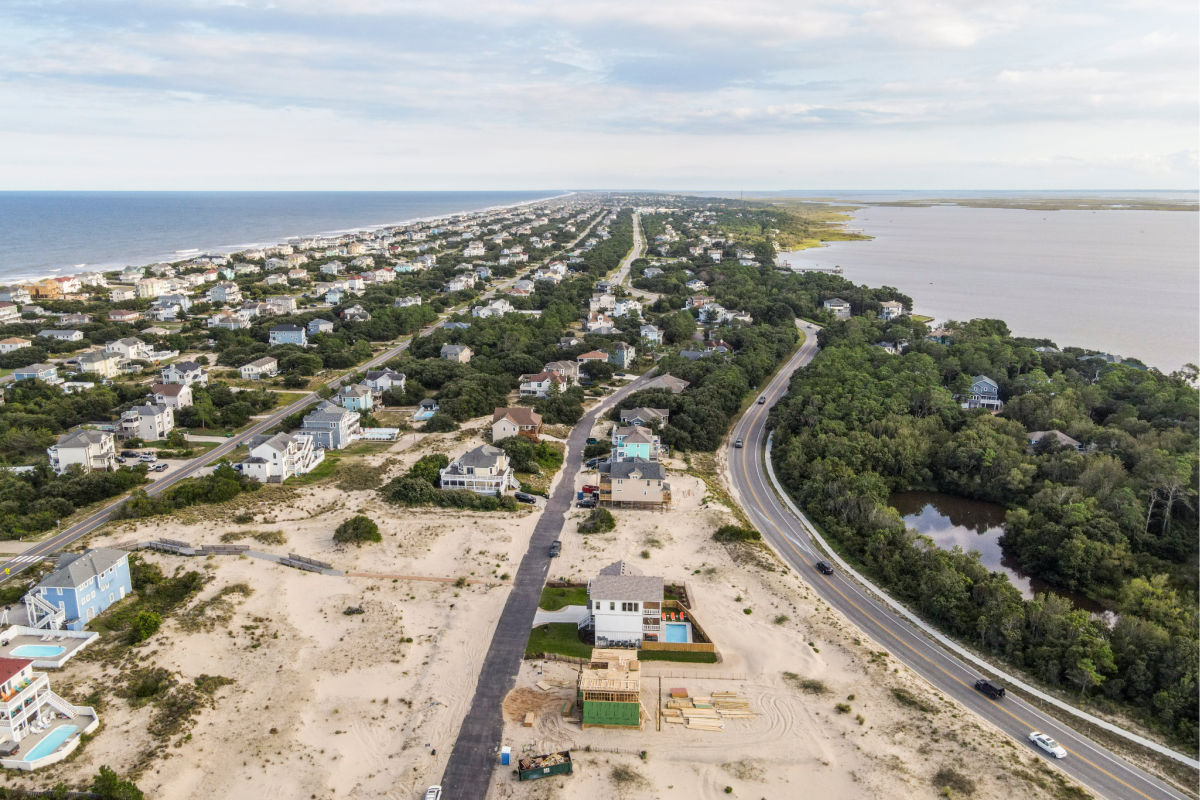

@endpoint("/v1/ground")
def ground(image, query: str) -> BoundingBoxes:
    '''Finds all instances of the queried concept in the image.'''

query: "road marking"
[730,340,1176,800]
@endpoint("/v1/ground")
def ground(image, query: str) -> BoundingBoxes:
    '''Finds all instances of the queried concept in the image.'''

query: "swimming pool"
[10,645,66,658]
[24,725,77,762]
[664,623,690,644]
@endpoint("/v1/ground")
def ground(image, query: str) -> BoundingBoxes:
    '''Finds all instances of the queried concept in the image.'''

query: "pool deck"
[0,626,97,669]
[0,710,99,771]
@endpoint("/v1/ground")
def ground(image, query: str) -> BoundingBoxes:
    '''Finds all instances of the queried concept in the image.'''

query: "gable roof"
[589,567,663,602]
[620,407,668,424]
[493,407,542,427]
[456,444,506,468]
[151,383,187,396]
[56,429,110,448]
[37,548,128,590]
[641,374,689,394]
[600,458,666,480]
[0,657,32,686]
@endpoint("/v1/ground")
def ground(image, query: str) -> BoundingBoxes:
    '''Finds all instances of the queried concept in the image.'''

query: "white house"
[300,401,361,450]
[362,369,406,396]
[150,383,193,409]
[588,561,664,648]
[0,337,32,354]
[518,371,567,398]
[439,445,514,495]
[239,356,278,380]
[639,325,663,345]
[822,297,851,320]
[119,404,174,441]
[239,432,324,483]
[47,429,116,475]
[161,360,208,386]
[207,281,242,305]
[106,337,152,361]
[37,330,83,342]
[880,300,905,320]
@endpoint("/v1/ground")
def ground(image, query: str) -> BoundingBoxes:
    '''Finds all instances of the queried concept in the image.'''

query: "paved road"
[440,371,655,797]
[611,211,643,286]
[727,322,1192,800]
[0,201,615,586]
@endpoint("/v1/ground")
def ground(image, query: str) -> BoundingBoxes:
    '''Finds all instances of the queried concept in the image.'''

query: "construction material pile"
[518,751,570,771]
[661,689,754,732]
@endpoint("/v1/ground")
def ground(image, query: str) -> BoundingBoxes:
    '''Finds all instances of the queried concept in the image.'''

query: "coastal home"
[106,337,152,361]
[0,287,31,304]
[238,432,324,483]
[576,350,608,365]
[587,561,664,648]
[610,342,636,370]
[76,350,122,379]
[542,360,580,385]
[963,375,1004,411]
[393,295,422,308]
[438,444,514,495]
[362,369,406,397]
[108,287,136,303]
[639,325,663,345]
[264,295,298,316]
[13,364,59,384]
[207,310,250,330]
[299,401,361,450]
[335,384,373,412]
[597,458,670,510]
[518,371,566,398]
[0,302,20,324]
[611,426,660,461]
[585,311,614,333]
[619,407,669,427]
[491,407,543,442]
[47,430,116,475]
[413,398,439,421]
[822,297,852,320]
[880,300,905,320]
[150,383,193,409]
[160,360,208,387]
[25,548,132,631]
[269,324,308,347]
[1027,430,1084,453]
[119,404,174,441]
[340,304,371,323]
[0,656,100,763]
[239,356,278,381]
[37,330,83,343]
[0,337,31,354]
[207,281,242,305]
[440,344,473,363]
[472,298,514,319]
[307,317,335,336]
[106,309,140,325]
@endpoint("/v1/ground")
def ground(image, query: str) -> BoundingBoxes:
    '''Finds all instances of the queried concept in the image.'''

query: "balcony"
[0,674,49,713]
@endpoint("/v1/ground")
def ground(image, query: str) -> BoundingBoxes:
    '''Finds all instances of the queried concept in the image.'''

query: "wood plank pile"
[660,689,754,732]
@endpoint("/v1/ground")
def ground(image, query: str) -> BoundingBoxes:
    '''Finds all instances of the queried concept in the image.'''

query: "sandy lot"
[487,465,1089,800]
[8,419,537,800]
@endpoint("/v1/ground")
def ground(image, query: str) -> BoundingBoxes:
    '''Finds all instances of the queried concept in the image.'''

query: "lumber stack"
[661,689,755,732]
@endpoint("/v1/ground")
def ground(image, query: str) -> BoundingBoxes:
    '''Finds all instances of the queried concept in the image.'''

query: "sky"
[1,0,1197,190]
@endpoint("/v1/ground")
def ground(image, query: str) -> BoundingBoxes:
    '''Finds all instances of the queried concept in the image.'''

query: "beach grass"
[539,584,588,611]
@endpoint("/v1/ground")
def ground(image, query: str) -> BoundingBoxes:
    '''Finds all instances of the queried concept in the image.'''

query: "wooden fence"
[640,640,716,654]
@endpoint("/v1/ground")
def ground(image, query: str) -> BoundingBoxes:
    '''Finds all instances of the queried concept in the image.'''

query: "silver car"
[1028,731,1067,758]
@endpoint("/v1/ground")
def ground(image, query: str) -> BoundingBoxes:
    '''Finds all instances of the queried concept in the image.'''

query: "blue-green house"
[24,549,131,631]
[611,426,659,461]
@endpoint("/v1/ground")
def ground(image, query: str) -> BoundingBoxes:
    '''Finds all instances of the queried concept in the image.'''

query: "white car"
[1028,731,1067,758]
[424,787,442,800]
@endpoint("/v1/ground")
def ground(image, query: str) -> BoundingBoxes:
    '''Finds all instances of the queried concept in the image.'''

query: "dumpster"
[518,750,572,781]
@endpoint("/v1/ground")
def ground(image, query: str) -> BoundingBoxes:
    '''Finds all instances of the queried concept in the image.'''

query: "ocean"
[0,191,564,283]
[779,204,1199,372]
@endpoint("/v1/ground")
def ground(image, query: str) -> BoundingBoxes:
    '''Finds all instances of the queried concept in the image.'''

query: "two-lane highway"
[727,321,1191,800]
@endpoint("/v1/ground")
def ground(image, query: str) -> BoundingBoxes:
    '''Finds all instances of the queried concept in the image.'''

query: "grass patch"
[525,623,592,659]
[637,649,719,663]
[932,765,976,796]
[578,508,616,534]
[539,584,589,611]
[783,671,830,695]
[891,686,934,713]
[287,456,339,485]
[220,530,286,545]
[610,764,648,788]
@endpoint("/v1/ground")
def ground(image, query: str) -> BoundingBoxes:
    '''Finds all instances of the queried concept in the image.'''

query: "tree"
[334,515,381,545]
[131,610,162,643]
[92,766,145,800]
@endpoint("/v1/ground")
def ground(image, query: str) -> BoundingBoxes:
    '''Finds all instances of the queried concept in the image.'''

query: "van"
[974,679,1005,700]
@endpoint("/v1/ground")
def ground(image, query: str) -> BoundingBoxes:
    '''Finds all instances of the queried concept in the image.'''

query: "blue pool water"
[24,725,77,762]
[10,645,65,658]
[664,623,690,644]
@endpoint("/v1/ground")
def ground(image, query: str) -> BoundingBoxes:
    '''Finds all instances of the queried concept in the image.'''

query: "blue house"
[24,549,131,631]
[12,364,58,383]
[269,324,308,347]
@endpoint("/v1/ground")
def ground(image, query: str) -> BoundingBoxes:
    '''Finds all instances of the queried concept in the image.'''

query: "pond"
[890,491,1108,614]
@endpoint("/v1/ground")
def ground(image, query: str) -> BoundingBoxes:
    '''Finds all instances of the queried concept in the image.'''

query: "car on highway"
[814,560,835,575]
[1028,731,1067,759]
[514,491,537,504]
[974,679,1005,700]
[757,396,767,404]
[734,438,743,448]
[549,540,561,557]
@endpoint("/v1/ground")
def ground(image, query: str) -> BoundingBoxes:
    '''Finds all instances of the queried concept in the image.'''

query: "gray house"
[300,401,361,450]
[963,375,1004,411]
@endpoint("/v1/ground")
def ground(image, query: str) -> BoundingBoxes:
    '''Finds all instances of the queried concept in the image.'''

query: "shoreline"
[0,190,575,285]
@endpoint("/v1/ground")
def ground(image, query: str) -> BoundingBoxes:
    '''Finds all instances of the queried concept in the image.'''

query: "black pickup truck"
[974,679,1005,700]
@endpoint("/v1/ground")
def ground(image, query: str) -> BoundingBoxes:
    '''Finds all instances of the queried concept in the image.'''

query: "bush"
[713,524,760,542]
[333,515,381,545]
[578,508,616,534]
[932,766,977,796]
[423,412,459,432]
[583,440,612,459]
[92,766,145,800]
[130,610,162,643]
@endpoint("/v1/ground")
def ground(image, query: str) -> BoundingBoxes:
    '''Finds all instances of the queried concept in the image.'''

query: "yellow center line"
[733,345,1161,800]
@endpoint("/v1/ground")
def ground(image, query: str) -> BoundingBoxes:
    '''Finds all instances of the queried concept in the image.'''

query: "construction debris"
[661,689,755,732]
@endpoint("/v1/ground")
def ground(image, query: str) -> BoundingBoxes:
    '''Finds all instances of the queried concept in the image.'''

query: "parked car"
[549,541,562,557]
[577,498,596,509]
[758,396,767,404]
[974,679,1005,700]
[424,787,442,800]
[120,450,140,458]
[1028,732,1067,759]
[151,463,168,472]
[734,438,743,448]
[584,458,602,469]
[115,456,127,464]
[581,484,598,494]
[139,452,157,462]
[514,492,537,504]
[815,560,835,575]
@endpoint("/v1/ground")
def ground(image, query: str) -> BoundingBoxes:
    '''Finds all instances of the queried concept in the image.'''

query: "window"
[621,602,639,612]
[609,602,615,611]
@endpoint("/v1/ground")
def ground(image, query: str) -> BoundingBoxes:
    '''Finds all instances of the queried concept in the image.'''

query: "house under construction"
[577,647,642,728]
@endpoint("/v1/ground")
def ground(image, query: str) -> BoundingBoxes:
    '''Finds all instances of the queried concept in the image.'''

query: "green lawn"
[525,623,592,659]
[639,649,719,663]
[539,584,589,611]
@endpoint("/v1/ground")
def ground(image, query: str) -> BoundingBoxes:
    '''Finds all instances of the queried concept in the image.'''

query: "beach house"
[518,371,566,398]
[578,648,642,729]
[76,351,122,379]
[239,356,278,381]
[639,325,663,345]
[619,407,668,427]
[299,401,361,450]
[307,318,335,336]
[362,369,405,397]
[269,324,308,347]
[24,549,131,631]
[438,444,514,495]
[0,657,100,768]
[610,342,636,369]
[587,561,664,649]
[13,364,59,384]
[47,430,116,475]
[335,384,373,412]
[611,426,660,461]
[440,344,473,363]
[880,300,905,320]
[37,330,83,343]
[238,432,324,483]
[118,404,174,441]
[963,375,1004,411]
[160,360,208,387]
[0,338,32,354]
[822,297,852,320]
[597,458,670,510]
[150,383,193,409]
[491,407,543,442]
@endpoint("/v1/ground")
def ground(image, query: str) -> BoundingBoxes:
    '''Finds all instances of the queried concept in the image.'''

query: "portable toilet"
[500,746,511,766]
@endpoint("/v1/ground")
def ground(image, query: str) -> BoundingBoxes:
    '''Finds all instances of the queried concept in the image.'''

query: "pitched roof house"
[492,407,543,442]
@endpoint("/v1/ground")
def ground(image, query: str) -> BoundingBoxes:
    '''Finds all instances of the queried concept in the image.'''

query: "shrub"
[92,766,145,800]
[932,766,977,796]
[423,412,459,432]
[334,515,381,545]
[782,671,830,695]
[583,440,612,459]
[713,524,760,542]
[578,508,616,534]
[130,610,162,643]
